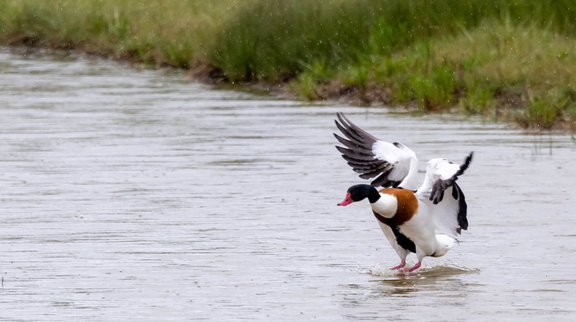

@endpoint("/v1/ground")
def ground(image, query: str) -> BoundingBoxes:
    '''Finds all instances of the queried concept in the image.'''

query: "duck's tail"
[432,234,457,257]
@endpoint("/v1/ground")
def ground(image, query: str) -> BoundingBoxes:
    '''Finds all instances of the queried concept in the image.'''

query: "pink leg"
[404,261,422,273]
[390,259,406,270]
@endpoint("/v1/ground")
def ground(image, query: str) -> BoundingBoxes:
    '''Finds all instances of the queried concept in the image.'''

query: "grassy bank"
[0,0,247,68]
[1,0,575,130]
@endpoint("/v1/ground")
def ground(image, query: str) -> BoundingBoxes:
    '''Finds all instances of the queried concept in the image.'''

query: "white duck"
[334,112,473,272]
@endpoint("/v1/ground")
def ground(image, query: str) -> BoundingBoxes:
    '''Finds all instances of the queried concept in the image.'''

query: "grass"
[1,0,575,130]
[209,0,576,81]
[0,0,246,67]
[369,19,576,128]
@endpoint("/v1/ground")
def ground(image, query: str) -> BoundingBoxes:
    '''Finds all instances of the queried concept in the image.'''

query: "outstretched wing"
[334,112,417,188]
[424,152,473,237]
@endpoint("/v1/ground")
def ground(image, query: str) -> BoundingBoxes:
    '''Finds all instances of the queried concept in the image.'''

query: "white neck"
[399,156,419,190]
[415,171,434,196]
[370,194,398,218]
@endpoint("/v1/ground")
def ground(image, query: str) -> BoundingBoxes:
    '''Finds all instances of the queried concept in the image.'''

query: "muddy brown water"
[1,48,575,321]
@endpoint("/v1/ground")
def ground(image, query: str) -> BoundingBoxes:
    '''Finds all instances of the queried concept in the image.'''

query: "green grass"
[0,0,246,67]
[209,0,576,81]
[1,0,576,130]
[207,0,576,129]
[341,19,576,128]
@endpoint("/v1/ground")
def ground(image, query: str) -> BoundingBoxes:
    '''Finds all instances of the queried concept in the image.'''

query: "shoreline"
[2,44,572,133]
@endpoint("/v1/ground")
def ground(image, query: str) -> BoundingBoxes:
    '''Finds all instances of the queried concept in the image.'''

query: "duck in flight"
[334,112,473,272]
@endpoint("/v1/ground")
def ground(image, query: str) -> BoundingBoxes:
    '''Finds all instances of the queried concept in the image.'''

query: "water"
[1,48,575,321]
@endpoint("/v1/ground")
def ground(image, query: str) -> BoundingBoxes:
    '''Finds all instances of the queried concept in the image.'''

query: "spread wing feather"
[334,112,416,188]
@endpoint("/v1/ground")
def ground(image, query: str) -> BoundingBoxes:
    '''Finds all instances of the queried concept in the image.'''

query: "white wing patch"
[372,141,416,183]
[427,158,461,181]
[425,186,462,238]
[417,153,473,238]
[372,141,402,164]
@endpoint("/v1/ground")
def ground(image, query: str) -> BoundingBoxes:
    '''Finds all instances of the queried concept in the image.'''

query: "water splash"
[368,260,479,278]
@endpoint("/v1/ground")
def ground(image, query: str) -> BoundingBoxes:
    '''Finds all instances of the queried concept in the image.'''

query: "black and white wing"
[422,152,474,237]
[334,112,418,189]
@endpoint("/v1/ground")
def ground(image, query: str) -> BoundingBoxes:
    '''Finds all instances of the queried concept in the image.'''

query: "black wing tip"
[450,151,475,181]
[459,151,474,173]
[464,151,474,165]
[335,112,349,128]
[429,152,474,204]
[334,112,378,144]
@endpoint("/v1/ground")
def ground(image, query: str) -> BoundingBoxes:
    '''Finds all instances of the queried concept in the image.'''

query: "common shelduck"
[334,113,473,272]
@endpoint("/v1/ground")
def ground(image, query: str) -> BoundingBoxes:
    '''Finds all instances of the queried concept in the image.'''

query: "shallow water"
[1,48,575,321]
